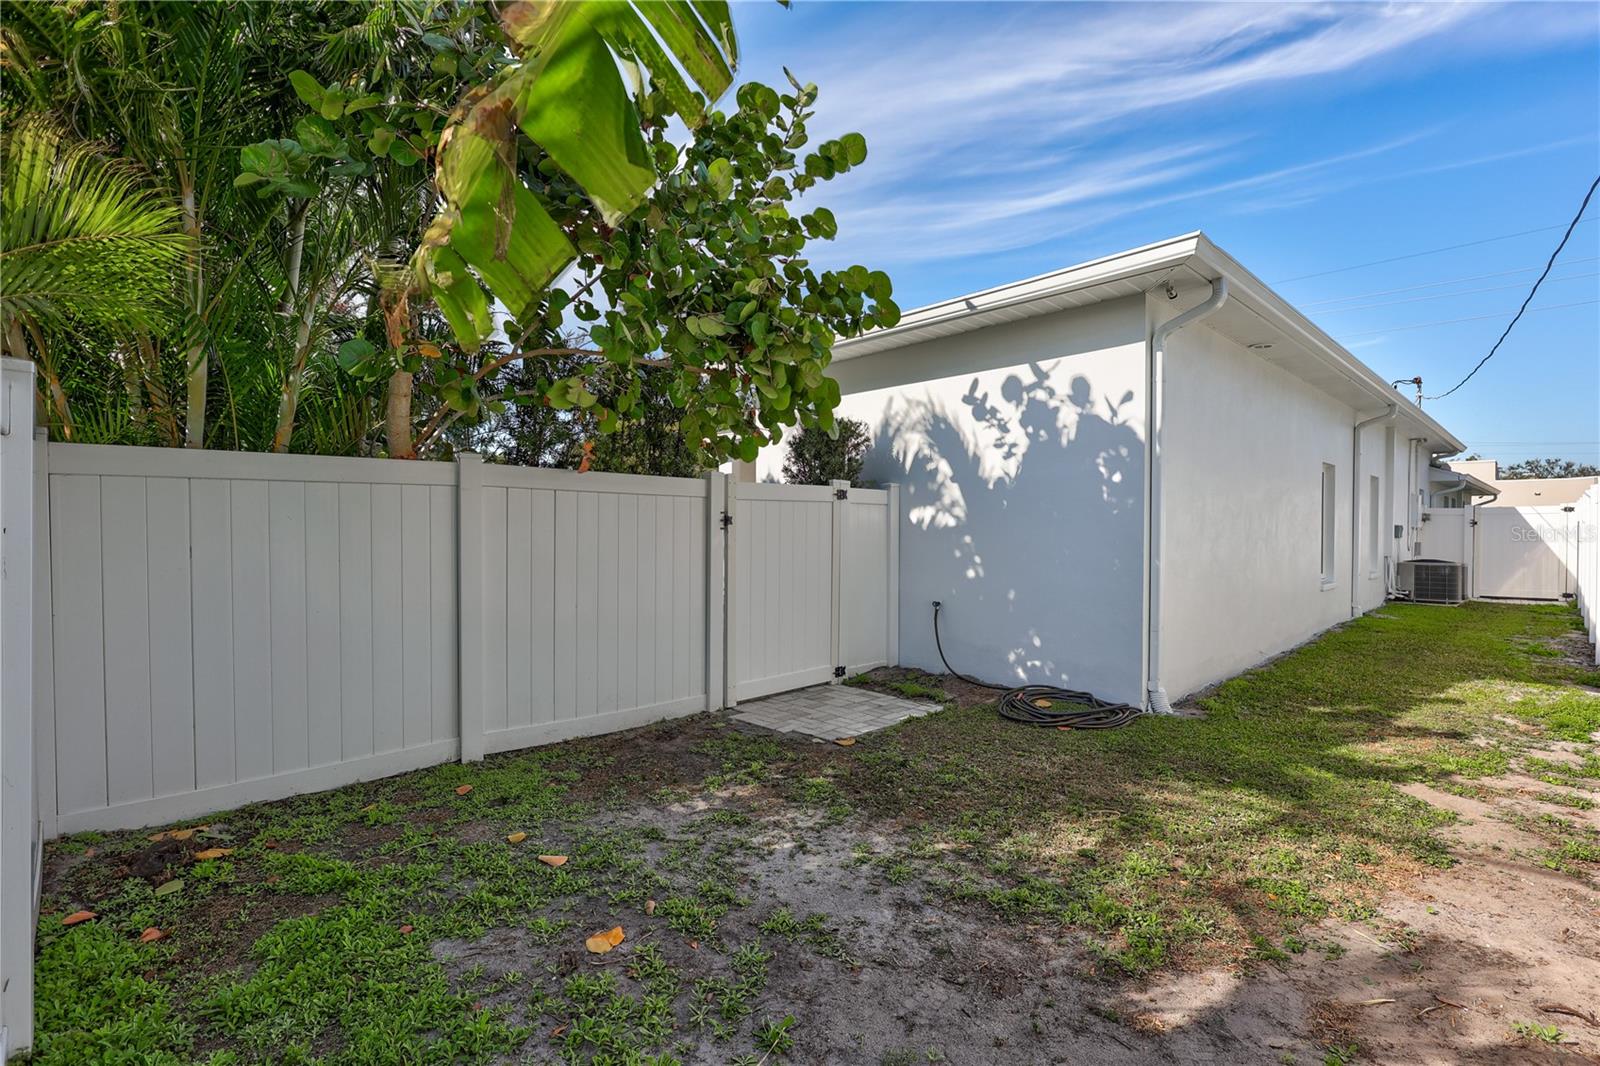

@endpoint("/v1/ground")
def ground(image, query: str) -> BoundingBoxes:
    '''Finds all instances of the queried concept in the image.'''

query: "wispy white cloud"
[754,2,1593,265]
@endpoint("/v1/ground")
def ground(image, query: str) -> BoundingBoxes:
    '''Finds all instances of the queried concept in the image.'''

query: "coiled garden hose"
[931,602,1143,729]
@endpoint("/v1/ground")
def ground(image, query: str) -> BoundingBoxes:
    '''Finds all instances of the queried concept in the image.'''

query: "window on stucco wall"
[1367,475,1381,578]
[1320,463,1337,587]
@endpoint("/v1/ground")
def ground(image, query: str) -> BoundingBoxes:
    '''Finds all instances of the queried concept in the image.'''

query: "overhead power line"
[1339,298,1598,338]
[1299,256,1600,308]
[1314,271,1598,315]
[1275,215,1599,284]
[1425,174,1600,401]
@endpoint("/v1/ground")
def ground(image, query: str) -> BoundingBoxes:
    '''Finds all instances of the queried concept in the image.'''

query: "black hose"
[931,602,1142,729]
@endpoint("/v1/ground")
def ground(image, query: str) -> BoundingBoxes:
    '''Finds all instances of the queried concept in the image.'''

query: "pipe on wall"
[1349,403,1397,617]
[1144,276,1228,715]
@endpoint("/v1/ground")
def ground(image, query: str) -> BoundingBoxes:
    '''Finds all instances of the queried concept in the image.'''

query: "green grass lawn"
[836,602,1600,974]
[27,602,1600,1065]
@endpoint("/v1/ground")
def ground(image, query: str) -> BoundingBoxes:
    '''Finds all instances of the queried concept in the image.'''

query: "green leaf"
[512,19,656,225]
[293,115,342,157]
[318,90,346,121]
[288,70,325,110]
[839,132,868,166]
[153,879,184,898]
[426,125,576,332]
[337,338,376,373]
[707,157,734,200]
[367,127,396,158]
[634,0,734,106]
[802,208,837,240]
[736,81,780,119]
[420,246,493,352]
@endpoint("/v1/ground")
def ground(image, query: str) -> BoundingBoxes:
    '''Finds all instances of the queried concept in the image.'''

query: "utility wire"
[1314,271,1597,315]
[1426,175,1600,400]
[1276,215,1598,283]
[1340,299,1597,338]
[1299,256,1600,308]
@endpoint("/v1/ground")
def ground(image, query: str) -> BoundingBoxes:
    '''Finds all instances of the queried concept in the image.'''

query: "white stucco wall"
[771,297,1150,704]
[1157,316,1393,700]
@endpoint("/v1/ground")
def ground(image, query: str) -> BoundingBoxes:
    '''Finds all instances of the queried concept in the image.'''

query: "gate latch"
[833,488,849,500]
[720,511,733,529]
[833,666,847,678]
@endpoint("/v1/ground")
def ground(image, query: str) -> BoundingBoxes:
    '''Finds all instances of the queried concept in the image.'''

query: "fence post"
[724,476,739,709]
[704,472,727,712]
[456,452,485,763]
[0,358,37,1054]
[886,483,900,667]
[829,479,849,682]
[31,428,55,844]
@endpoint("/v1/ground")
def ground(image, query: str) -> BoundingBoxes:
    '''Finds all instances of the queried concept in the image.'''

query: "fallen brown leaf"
[644,899,657,916]
[138,927,165,943]
[538,854,568,867]
[1357,998,1395,1007]
[454,784,473,796]
[585,926,625,954]
[62,910,96,926]
[400,924,414,935]
[193,847,234,861]
[551,1025,568,1038]
[507,832,527,844]
[834,737,856,747]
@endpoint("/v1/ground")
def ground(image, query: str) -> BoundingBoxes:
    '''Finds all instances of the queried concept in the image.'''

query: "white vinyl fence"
[1572,485,1600,663]
[1474,505,1582,601]
[26,445,898,838]
[1,359,38,1056]
[462,458,721,759]
[727,480,899,702]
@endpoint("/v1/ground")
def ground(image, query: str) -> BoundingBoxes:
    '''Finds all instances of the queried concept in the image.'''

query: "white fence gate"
[1474,506,1579,600]
[24,443,899,840]
[726,481,898,703]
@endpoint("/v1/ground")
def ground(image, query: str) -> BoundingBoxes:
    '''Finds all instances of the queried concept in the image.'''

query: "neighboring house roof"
[1429,464,1500,499]
[1489,476,1600,506]
[833,231,1466,455]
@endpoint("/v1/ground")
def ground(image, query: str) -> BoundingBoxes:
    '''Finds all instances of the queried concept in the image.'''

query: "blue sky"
[728,1,1600,467]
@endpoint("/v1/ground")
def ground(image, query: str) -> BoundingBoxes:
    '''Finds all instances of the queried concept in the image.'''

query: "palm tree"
[0,118,187,437]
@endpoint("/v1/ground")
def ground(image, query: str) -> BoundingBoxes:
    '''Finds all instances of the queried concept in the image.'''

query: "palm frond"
[0,117,187,332]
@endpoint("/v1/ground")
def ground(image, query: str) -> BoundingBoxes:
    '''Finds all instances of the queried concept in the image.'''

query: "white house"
[1445,458,1598,508]
[755,232,1470,708]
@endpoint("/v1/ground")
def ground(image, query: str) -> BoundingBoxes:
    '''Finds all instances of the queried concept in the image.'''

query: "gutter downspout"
[1349,403,1397,617]
[1145,277,1228,714]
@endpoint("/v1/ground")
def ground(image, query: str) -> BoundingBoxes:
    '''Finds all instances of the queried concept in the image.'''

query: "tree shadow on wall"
[867,362,1145,698]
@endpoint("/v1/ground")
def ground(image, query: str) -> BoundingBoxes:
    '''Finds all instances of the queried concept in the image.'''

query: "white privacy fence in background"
[1573,485,1600,664]
[1474,505,1583,602]
[26,444,899,838]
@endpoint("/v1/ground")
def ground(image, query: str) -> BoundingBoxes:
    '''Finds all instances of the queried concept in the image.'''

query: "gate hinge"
[720,511,733,529]
[833,666,846,678]
[833,488,848,500]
